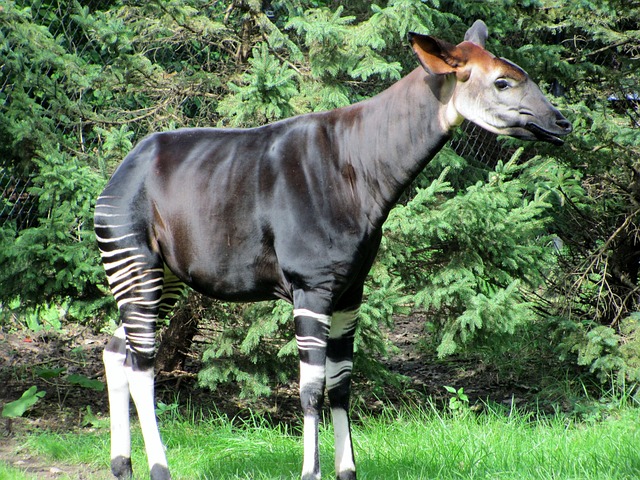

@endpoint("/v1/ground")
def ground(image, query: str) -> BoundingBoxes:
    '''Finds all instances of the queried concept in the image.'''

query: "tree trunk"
[156,301,199,373]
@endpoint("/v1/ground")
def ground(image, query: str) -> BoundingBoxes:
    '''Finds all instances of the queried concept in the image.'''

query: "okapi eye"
[495,78,510,90]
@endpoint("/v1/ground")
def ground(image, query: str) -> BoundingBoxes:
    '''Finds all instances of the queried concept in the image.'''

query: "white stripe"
[126,313,156,321]
[299,363,325,390]
[100,247,139,258]
[116,294,162,309]
[126,336,155,347]
[116,296,144,308]
[95,223,134,229]
[109,267,153,289]
[293,309,330,325]
[109,267,163,288]
[330,310,358,338]
[296,335,327,350]
[96,232,137,243]
[135,300,165,307]
[326,359,353,389]
[113,281,146,299]
[94,212,129,218]
[104,254,146,271]
[135,285,164,295]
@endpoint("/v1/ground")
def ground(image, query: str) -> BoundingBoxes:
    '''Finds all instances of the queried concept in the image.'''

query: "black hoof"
[337,470,357,480]
[150,463,171,480]
[111,456,133,479]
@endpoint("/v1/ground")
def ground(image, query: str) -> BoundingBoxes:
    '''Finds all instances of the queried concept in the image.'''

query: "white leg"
[127,366,170,480]
[294,298,332,480]
[327,310,358,480]
[104,327,133,479]
[299,362,325,480]
[331,408,356,477]
[302,413,321,480]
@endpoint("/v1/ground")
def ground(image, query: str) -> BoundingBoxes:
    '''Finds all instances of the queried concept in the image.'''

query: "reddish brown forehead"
[458,41,528,81]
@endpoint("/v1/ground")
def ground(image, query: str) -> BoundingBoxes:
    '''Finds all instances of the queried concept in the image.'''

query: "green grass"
[5,405,640,479]
[0,463,34,480]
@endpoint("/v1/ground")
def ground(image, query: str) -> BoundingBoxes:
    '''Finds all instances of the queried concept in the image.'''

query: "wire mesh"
[1,2,637,229]
[0,169,37,230]
[450,121,513,167]
[0,0,109,230]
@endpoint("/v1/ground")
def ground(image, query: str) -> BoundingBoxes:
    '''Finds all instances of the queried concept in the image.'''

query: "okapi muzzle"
[95,19,571,480]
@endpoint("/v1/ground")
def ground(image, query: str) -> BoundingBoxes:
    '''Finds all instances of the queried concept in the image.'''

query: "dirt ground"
[0,315,540,479]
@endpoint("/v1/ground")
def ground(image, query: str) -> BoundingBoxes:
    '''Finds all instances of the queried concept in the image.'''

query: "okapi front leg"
[327,310,358,480]
[294,305,331,480]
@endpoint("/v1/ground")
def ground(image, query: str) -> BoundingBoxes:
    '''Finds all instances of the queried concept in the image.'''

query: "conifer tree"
[2,0,639,395]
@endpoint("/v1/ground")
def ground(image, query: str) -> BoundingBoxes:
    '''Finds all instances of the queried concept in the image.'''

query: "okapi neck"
[329,68,454,220]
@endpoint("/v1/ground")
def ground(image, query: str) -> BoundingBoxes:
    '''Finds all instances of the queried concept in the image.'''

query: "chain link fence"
[1,2,636,230]
[1,0,108,231]
[0,172,36,230]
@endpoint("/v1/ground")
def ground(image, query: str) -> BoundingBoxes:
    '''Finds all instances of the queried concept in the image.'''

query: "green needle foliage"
[217,43,299,126]
[379,149,571,357]
[1,0,639,398]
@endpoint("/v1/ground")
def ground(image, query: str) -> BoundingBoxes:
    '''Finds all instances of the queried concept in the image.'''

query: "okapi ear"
[464,20,488,48]
[408,32,466,77]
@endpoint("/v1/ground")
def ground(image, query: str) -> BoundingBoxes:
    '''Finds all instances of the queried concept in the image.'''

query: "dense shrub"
[1,0,639,397]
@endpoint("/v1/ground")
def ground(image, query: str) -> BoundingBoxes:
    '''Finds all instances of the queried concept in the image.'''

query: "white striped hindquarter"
[96,195,185,480]
[95,197,186,355]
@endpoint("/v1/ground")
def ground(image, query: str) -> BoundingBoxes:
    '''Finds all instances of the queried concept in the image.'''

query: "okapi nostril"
[557,119,572,132]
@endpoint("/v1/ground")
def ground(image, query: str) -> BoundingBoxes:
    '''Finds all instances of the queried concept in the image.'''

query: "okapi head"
[409,20,572,145]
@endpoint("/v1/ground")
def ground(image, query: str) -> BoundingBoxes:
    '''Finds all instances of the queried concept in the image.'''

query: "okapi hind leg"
[118,270,185,480]
[127,353,170,480]
[104,308,171,480]
[103,326,133,479]
[96,203,176,479]
[104,333,171,480]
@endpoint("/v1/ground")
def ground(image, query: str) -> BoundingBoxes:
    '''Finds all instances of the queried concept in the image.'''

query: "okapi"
[95,20,571,480]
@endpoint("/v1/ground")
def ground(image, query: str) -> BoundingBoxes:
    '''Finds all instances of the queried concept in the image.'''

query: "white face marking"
[435,75,464,132]
[443,101,465,129]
